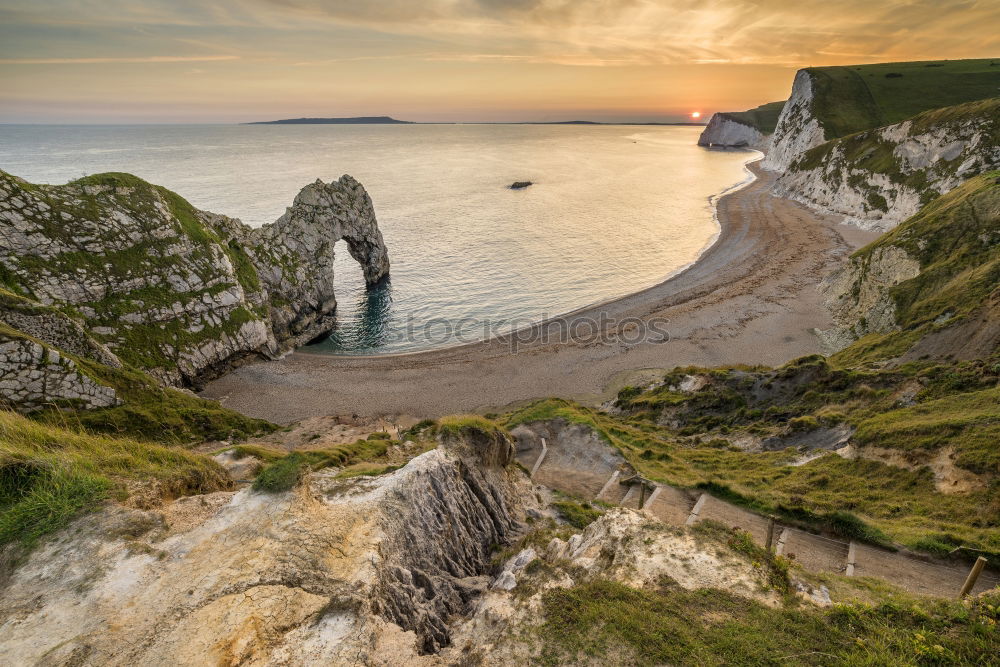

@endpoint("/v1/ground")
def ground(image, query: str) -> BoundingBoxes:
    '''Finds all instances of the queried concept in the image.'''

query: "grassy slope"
[537,577,999,665]
[508,517,999,664]
[832,171,1000,366]
[720,100,786,135]
[506,351,1000,556]
[807,58,1000,139]
[0,409,230,548]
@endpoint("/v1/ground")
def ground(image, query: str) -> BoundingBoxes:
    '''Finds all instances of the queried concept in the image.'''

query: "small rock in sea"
[509,181,533,189]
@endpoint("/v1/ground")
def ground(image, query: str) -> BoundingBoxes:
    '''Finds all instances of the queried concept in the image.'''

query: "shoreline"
[296,150,761,362]
[201,163,879,423]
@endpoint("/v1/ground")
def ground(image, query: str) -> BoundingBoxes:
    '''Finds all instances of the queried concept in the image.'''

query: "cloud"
[0,0,997,69]
[0,55,240,65]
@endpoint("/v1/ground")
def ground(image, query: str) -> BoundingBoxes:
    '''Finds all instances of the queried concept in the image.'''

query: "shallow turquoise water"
[0,124,753,354]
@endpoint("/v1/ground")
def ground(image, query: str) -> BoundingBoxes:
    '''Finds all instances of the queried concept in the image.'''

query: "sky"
[1,0,998,123]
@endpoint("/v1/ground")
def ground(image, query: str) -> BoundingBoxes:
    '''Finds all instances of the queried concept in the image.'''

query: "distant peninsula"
[248,116,414,125]
[247,116,707,126]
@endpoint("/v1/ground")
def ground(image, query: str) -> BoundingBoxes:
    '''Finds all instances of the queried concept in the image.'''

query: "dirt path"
[201,162,879,423]
[512,421,999,599]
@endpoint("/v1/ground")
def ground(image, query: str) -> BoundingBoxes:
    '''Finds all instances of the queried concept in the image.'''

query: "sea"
[0,124,755,354]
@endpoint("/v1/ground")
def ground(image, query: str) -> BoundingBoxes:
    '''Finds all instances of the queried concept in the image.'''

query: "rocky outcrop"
[0,170,389,388]
[698,114,769,150]
[761,70,826,172]
[699,101,784,151]
[818,246,921,351]
[774,99,1000,231]
[0,333,120,411]
[0,428,530,665]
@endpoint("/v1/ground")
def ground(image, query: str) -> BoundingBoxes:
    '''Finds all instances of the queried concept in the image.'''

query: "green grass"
[252,438,391,492]
[0,408,229,548]
[720,100,786,135]
[536,578,1000,666]
[855,387,1000,474]
[806,59,1000,139]
[0,310,272,443]
[436,414,508,440]
[32,357,274,444]
[552,500,603,529]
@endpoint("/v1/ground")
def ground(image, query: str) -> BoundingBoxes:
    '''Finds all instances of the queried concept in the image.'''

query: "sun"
[690,111,702,119]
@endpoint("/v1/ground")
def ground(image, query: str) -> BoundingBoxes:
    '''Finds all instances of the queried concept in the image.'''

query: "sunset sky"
[1,0,998,123]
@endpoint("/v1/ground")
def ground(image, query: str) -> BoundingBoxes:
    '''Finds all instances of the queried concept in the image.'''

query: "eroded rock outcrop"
[0,333,120,411]
[818,246,921,350]
[0,429,529,665]
[0,170,388,388]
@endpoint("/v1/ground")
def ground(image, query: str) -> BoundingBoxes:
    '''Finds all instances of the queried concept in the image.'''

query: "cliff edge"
[763,58,1000,172]
[697,100,784,150]
[775,98,1000,231]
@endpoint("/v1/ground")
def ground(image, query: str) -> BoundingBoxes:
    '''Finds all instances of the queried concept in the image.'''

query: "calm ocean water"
[0,124,753,354]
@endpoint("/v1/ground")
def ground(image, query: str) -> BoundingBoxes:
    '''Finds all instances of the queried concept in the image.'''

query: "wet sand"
[201,161,878,423]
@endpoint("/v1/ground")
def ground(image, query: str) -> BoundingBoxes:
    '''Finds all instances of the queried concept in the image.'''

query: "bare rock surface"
[818,245,921,348]
[0,334,120,411]
[0,430,530,665]
[761,70,826,172]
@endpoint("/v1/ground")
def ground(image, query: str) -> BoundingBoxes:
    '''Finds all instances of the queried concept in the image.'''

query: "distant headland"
[247,116,707,126]
[247,116,414,125]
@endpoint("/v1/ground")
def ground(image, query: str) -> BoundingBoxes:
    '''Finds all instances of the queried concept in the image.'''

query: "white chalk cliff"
[761,70,827,172]
[773,99,1000,231]
[697,114,770,151]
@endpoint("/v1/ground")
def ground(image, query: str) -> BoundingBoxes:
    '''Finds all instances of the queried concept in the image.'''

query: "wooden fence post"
[685,493,708,526]
[764,517,776,552]
[846,542,857,577]
[529,437,548,478]
[959,557,988,598]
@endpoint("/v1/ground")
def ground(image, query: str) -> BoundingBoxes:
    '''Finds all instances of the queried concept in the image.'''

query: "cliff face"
[698,100,784,150]
[0,171,388,389]
[762,59,1000,174]
[761,70,827,171]
[774,99,1000,231]
[697,114,769,150]
[820,171,1000,361]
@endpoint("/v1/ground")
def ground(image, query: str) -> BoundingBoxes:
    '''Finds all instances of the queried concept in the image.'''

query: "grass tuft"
[251,439,391,492]
[0,409,229,548]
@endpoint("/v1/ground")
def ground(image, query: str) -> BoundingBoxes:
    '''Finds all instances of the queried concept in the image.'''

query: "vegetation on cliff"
[0,410,230,549]
[806,58,1000,140]
[718,100,786,135]
[537,576,1000,665]
[831,170,999,365]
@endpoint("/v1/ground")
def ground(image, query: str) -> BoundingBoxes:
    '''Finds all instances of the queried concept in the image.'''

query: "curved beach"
[201,162,878,422]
